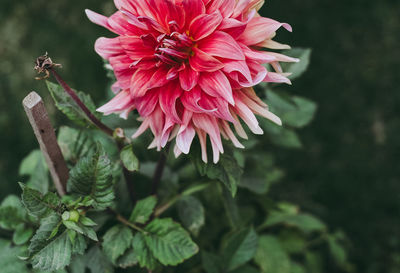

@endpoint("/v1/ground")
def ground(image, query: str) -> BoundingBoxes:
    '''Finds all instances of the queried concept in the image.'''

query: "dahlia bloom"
[86,0,298,163]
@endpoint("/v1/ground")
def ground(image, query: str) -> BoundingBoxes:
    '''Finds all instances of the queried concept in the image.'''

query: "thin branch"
[151,143,171,195]
[50,69,114,136]
[108,208,146,233]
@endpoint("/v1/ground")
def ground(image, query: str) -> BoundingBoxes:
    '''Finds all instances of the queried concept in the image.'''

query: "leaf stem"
[154,182,212,217]
[151,143,171,195]
[108,208,146,233]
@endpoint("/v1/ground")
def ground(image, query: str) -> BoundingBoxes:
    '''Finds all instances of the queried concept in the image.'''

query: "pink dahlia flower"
[86,0,298,163]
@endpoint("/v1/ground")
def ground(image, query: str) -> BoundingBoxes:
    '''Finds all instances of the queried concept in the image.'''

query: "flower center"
[155,32,194,66]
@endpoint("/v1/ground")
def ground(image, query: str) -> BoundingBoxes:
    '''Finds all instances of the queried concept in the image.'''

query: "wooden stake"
[23,91,68,196]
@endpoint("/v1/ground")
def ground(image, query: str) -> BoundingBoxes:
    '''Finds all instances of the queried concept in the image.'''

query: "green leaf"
[0,200,26,230]
[19,150,49,193]
[120,144,139,172]
[31,230,73,270]
[278,230,307,254]
[46,81,101,127]
[86,246,114,273]
[177,196,205,236]
[222,228,259,271]
[116,248,138,269]
[28,213,61,254]
[12,223,33,245]
[57,126,95,163]
[79,215,97,227]
[132,233,158,270]
[63,220,98,241]
[254,235,291,273]
[143,218,199,266]
[193,153,243,197]
[261,120,302,148]
[19,183,61,218]
[102,225,134,264]
[129,196,157,224]
[0,239,30,273]
[266,90,317,128]
[67,145,115,210]
[281,48,311,80]
[290,262,306,273]
[261,211,326,233]
[327,234,347,267]
[202,251,222,273]
[72,233,88,255]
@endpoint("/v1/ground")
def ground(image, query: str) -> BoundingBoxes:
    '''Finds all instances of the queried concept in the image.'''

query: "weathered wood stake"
[23,91,68,196]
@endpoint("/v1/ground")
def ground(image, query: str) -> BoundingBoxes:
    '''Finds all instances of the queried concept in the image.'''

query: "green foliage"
[192,153,243,197]
[255,235,291,273]
[143,218,199,266]
[46,81,100,127]
[281,48,312,80]
[177,196,205,236]
[19,150,49,193]
[129,196,157,224]
[133,232,158,270]
[222,228,259,271]
[102,225,134,264]
[0,239,30,273]
[120,144,139,172]
[19,183,61,218]
[67,145,114,210]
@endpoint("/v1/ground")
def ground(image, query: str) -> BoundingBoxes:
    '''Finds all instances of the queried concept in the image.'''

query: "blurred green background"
[0,0,399,272]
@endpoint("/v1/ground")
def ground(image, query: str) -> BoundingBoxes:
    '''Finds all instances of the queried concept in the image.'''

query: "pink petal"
[119,36,155,60]
[263,72,292,85]
[159,83,183,123]
[97,90,133,115]
[218,18,247,38]
[189,47,224,72]
[198,31,245,60]
[85,10,112,31]
[239,17,292,45]
[148,67,170,89]
[135,89,159,116]
[130,69,154,97]
[179,66,199,91]
[189,11,223,41]
[198,71,234,105]
[181,86,218,113]
[183,0,206,23]
[95,37,123,59]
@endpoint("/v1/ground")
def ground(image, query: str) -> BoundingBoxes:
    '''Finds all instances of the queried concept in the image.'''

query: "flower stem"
[49,68,136,203]
[50,69,114,136]
[151,143,171,195]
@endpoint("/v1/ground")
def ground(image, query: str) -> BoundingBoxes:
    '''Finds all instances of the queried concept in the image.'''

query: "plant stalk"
[151,143,171,195]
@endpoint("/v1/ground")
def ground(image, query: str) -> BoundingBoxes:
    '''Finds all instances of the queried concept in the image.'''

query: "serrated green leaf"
[222,228,258,271]
[67,145,114,210]
[143,218,199,266]
[0,239,30,273]
[31,230,72,270]
[28,213,61,254]
[261,120,303,148]
[86,246,114,273]
[102,225,134,264]
[254,235,291,273]
[290,262,306,273]
[19,183,60,218]
[132,233,158,270]
[129,196,157,224]
[116,248,138,269]
[278,230,307,254]
[120,144,139,172]
[281,48,311,80]
[19,150,49,193]
[46,81,101,127]
[177,196,205,236]
[12,223,33,245]
[261,211,326,233]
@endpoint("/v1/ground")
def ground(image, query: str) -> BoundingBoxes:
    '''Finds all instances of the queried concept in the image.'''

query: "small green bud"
[69,210,80,222]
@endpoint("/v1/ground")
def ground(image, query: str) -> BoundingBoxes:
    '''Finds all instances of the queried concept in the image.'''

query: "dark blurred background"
[0,0,399,272]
